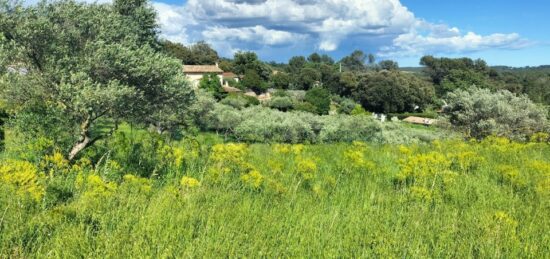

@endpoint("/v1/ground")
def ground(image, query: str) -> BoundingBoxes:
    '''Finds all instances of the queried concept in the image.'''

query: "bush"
[234,107,318,143]
[319,115,381,142]
[220,93,259,109]
[445,87,549,140]
[293,101,318,114]
[305,87,331,115]
[336,98,357,114]
[268,96,294,112]
[199,73,225,100]
[242,69,267,94]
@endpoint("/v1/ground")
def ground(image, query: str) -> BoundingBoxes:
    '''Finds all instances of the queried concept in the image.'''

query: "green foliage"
[287,56,307,74]
[199,73,224,100]
[304,87,331,115]
[378,60,399,71]
[270,72,291,89]
[268,96,294,112]
[220,93,259,109]
[336,97,357,114]
[352,71,435,113]
[296,67,321,90]
[445,87,549,140]
[307,53,321,63]
[161,40,219,65]
[242,69,267,94]
[336,71,359,96]
[340,50,367,71]
[0,0,194,160]
[233,51,271,81]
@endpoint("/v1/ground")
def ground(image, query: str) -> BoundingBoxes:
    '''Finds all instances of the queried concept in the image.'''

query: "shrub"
[269,96,294,112]
[445,87,549,140]
[319,115,381,142]
[220,93,259,109]
[242,69,267,94]
[199,73,225,100]
[337,98,357,114]
[305,87,331,115]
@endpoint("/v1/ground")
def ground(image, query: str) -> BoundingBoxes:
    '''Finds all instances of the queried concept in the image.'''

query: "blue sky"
[26,0,550,66]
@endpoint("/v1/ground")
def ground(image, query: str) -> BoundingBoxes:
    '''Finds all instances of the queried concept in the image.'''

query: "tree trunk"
[68,135,92,161]
[68,116,93,161]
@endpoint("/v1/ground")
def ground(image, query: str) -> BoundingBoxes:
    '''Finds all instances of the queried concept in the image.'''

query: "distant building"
[182,63,223,88]
[223,72,240,83]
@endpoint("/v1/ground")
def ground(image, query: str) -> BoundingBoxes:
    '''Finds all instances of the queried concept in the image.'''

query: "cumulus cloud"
[202,26,307,47]
[378,24,533,57]
[68,0,532,59]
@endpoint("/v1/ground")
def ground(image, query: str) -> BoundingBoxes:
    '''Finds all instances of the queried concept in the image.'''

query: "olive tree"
[445,87,549,140]
[0,0,194,160]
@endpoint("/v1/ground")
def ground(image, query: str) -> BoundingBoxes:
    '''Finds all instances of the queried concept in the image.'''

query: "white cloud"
[64,0,533,59]
[379,25,533,57]
[202,25,307,46]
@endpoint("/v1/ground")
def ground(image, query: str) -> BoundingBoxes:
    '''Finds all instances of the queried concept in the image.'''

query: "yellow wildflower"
[241,170,264,189]
[0,160,44,201]
[296,158,317,181]
[180,176,201,188]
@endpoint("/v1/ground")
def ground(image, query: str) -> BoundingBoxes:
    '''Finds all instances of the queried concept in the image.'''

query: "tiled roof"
[183,65,223,73]
[223,72,238,78]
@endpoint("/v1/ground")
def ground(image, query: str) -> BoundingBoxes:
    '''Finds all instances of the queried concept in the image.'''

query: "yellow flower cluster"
[273,144,305,155]
[0,160,44,201]
[450,151,484,172]
[180,176,201,189]
[241,170,264,189]
[343,142,375,173]
[122,174,152,193]
[296,158,317,181]
[496,165,527,190]
[397,152,455,202]
[158,144,199,169]
[207,143,253,182]
[76,174,117,200]
[40,151,70,175]
[529,161,550,198]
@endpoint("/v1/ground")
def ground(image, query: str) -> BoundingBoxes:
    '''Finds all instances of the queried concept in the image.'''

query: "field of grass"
[1,134,549,257]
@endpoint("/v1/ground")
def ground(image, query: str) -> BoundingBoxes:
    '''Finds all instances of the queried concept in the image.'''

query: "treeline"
[162,41,550,114]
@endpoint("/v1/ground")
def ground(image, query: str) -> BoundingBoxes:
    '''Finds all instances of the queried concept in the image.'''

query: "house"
[182,63,223,88]
[402,116,435,126]
[223,72,240,84]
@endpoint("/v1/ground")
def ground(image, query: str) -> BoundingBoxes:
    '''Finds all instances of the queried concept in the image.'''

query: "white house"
[182,63,223,89]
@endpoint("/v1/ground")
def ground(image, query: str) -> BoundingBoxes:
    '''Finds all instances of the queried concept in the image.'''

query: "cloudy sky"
[26,0,550,66]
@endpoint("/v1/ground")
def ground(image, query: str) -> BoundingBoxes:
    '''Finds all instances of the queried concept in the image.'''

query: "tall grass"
[0,135,549,257]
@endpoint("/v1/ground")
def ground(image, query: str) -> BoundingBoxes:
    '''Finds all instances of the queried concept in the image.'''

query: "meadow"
[1,131,549,258]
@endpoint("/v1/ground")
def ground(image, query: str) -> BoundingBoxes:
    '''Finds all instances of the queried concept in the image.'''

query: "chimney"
[215,62,219,68]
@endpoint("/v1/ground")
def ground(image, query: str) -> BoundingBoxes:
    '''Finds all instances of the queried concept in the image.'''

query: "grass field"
[1,134,549,257]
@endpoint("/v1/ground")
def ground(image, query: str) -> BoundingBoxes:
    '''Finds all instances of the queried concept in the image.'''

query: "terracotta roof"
[402,116,435,125]
[183,65,223,73]
[223,72,238,78]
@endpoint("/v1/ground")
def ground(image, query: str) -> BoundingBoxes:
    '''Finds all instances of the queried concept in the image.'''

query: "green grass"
[1,136,549,257]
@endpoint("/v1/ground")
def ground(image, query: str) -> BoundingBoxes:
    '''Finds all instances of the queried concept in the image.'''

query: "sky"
[25,0,550,67]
